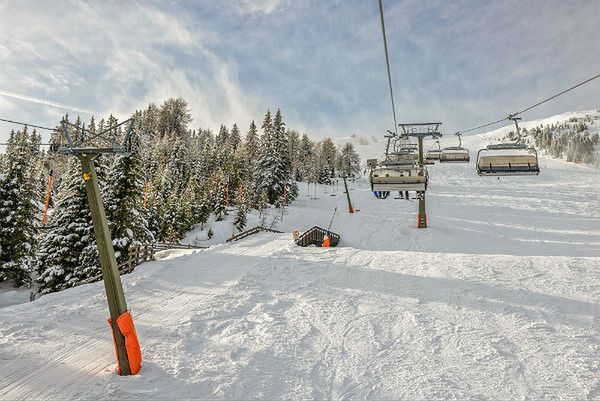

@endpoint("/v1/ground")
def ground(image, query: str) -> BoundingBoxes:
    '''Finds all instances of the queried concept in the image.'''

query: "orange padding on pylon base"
[107,311,142,375]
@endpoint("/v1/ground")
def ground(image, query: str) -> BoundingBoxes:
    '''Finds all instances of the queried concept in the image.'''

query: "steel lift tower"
[55,117,140,376]
[398,122,442,228]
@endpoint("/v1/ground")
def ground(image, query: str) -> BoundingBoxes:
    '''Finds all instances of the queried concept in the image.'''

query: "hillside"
[1,121,599,399]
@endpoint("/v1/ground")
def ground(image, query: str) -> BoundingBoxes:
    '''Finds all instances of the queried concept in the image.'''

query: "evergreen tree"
[233,192,248,232]
[339,142,361,177]
[216,125,229,150]
[209,170,228,221]
[298,133,314,182]
[36,157,97,293]
[244,120,260,169]
[229,124,241,151]
[0,128,37,286]
[104,129,154,262]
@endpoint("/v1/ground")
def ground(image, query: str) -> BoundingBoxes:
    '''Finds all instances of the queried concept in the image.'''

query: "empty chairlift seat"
[476,143,540,176]
[426,149,442,161]
[439,147,470,163]
[370,166,428,192]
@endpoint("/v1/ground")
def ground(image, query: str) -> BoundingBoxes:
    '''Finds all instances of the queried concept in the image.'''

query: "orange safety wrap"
[107,311,142,375]
[107,317,121,375]
[322,236,331,248]
[116,311,142,375]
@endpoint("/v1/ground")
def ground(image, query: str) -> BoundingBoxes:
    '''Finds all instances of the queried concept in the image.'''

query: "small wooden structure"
[295,226,340,247]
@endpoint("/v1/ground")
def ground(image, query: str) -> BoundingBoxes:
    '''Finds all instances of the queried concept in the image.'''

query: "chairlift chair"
[439,133,470,163]
[384,150,418,166]
[476,115,540,176]
[426,140,442,161]
[476,143,540,176]
[439,147,470,163]
[370,165,428,194]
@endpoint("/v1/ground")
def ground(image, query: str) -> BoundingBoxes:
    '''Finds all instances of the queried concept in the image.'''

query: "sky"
[1,0,599,144]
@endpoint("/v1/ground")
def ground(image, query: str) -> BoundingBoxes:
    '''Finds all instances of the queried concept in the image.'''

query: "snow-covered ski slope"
[1,119,600,400]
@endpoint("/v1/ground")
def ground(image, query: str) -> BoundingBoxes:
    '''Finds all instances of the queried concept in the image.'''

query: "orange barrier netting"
[108,311,142,375]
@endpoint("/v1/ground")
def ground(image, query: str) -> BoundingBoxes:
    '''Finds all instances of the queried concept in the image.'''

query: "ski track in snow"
[1,131,600,399]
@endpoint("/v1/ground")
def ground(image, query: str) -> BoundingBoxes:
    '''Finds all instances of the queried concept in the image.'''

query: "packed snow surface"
[1,128,600,399]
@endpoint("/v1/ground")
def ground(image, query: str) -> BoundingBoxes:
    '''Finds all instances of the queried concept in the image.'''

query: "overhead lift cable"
[377,0,399,136]
[458,72,600,135]
[0,117,56,132]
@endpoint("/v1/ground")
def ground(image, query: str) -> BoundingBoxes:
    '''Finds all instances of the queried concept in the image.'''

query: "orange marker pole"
[225,184,229,208]
[143,178,149,209]
[42,171,53,225]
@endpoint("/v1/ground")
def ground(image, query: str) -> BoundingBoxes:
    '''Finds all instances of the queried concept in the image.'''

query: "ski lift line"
[0,117,57,132]
[510,73,600,118]
[0,142,56,146]
[457,72,600,135]
[377,0,398,136]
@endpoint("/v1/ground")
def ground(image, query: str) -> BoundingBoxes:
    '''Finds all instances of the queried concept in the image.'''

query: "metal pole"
[417,136,427,228]
[510,116,522,142]
[343,177,354,213]
[79,154,132,376]
[418,191,427,228]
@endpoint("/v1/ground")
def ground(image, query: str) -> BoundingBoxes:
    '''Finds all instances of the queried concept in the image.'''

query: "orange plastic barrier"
[322,235,331,247]
[108,311,142,375]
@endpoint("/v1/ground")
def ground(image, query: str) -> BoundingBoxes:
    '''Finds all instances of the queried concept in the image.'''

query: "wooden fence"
[82,242,207,285]
[226,226,283,243]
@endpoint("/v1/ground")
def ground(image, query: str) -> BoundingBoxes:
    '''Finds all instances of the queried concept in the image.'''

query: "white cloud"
[0,90,98,115]
[0,0,260,140]
[237,0,283,15]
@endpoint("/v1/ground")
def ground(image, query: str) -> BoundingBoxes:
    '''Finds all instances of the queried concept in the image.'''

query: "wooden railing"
[82,242,207,285]
[226,226,283,243]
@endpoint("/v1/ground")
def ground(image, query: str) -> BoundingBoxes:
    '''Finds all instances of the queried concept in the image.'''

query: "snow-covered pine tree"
[156,135,190,241]
[157,98,192,139]
[255,109,292,204]
[36,157,97,293]
[243,120,260,206]
[320,138,338,181]
[244,120,260,168]
[104,129,154,262]
[0,127,37,286]
[339,142,361,177]
[255,110,279,203]
[209,170,228,221]
[287,129,302,181]
[197,189,211,230]
[298,133,314,182]
[272,109,290,184]
[216,125,229,151]
[233,190,248,232]
[229,123,241,152]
